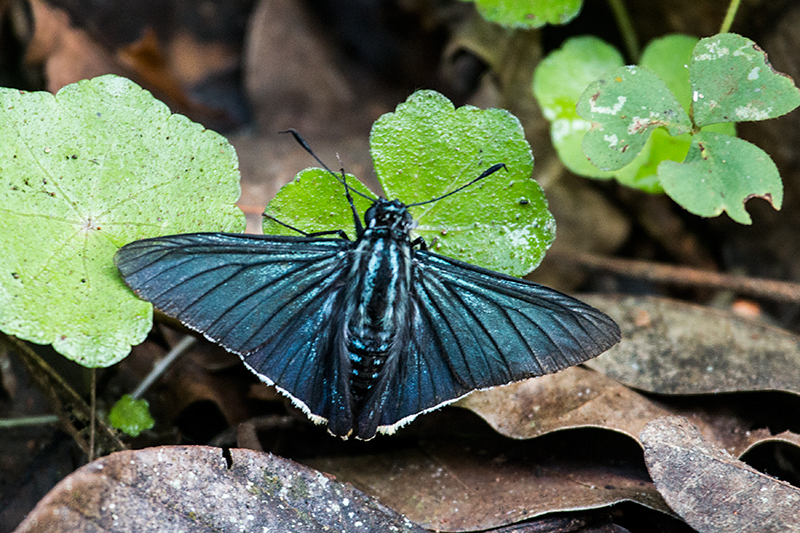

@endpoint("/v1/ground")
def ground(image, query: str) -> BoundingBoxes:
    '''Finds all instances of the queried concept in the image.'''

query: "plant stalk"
[719,0,741,33]
[606,0,640,62]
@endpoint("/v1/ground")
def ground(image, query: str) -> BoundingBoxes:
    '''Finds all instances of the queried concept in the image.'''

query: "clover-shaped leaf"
[0,75,244,366]
[658,131,782,224]
[263,90,550,277]
[573,32,798,224]
[461,0,583,28]
[536,34,736,194]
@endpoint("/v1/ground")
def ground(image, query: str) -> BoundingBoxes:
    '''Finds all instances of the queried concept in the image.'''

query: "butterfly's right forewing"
[115,233,356,431]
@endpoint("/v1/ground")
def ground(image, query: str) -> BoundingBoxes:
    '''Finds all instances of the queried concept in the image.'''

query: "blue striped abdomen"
[345,228,412,403]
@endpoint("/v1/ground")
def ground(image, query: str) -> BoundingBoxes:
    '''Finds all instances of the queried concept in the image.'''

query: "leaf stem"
[606,0,640,62]
[719,0,741,33]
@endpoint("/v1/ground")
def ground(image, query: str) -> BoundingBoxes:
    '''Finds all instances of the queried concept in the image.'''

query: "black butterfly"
[115,131,620,440]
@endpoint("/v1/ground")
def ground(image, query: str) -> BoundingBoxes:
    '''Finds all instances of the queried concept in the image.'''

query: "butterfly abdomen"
[345,219,413,405]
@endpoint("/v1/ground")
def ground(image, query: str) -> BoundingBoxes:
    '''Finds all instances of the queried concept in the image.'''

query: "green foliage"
[265,90,553,276]
[460,0,583,28]
[533,35,732,194]
[536,33,799,224]
[0,75,245,367]
[109,394,155,437]
[263,168,374,241]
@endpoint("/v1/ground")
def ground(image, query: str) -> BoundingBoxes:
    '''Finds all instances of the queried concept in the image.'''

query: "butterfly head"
[364,199,414,233]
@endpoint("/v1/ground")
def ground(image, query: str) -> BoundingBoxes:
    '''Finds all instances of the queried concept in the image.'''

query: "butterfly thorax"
[345,199,414,404]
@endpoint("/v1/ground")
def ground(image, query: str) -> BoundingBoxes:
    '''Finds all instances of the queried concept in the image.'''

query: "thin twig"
[131,335,197,400]
[552,250,800,303]
[0,415,60,428]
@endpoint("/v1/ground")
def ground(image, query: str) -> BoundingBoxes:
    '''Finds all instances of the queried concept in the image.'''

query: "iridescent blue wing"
[360,249,621,435]
[114,233,356,433]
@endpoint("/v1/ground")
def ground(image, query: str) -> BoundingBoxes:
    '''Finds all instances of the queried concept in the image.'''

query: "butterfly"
[115,130,620,440]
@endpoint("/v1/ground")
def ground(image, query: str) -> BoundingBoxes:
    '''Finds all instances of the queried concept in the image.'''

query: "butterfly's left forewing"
[365,249,621,434]
[115,233,357,431]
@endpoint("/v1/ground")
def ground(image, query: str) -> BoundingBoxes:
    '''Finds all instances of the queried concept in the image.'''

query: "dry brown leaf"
[14,445,425,533]
[583,295,800,395]
[456,366,670,443]
[456,364,778,459]
[305,432,672,531]
[641,416,800,533]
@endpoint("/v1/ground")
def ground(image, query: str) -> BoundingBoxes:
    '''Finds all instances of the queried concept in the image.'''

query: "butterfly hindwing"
[361,249,621,434]
[115,233,358,433]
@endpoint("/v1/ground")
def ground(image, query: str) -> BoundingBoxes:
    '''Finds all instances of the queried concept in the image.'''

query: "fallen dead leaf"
[641,416,800,533]
[457,362,779,459]
[14,445,425,533]
[305,427,672,531]
[584,295,800,396]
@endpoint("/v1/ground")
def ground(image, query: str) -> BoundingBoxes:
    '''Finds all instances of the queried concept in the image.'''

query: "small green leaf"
[691,33,800,126]
[109,394,155,437]
[0,75,244,367]
[371,90,551,275]
[533,36,623,178]
[578,65,693,171]
[462,0,583,28]
[266,90,552,277]
[262,168,374,240]
[658,131,782,224]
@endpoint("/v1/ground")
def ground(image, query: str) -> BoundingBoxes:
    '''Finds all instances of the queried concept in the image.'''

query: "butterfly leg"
[411,236,427,250]
[262,213,351,240]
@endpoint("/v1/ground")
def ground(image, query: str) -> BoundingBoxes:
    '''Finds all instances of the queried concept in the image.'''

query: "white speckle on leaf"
[603,133,619,148]
[747,67,761,80]
[695,41,729,61]
[735,103,770,120]
[590,95,627,115]
[507,227,531,247]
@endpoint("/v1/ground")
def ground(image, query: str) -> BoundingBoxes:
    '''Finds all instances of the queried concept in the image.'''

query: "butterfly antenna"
[279,129,375,206]
[407,163,508,207]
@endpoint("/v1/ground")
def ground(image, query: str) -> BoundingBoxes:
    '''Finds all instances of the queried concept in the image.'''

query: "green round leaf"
[690,33,800,126]
[370,90,551,275]
[109,394,155,437]
[463,0,583,28]
[578,65,693,171]
[533,36,623,178]
[658,131,783,224]
[0,75,244,367]
[262,168,374,240]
